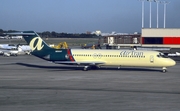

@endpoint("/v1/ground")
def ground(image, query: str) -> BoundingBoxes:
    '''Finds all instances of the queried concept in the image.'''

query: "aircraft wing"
[53,61,105,66]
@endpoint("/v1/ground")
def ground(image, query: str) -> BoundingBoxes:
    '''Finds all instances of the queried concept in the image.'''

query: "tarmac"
[0,55,180,111]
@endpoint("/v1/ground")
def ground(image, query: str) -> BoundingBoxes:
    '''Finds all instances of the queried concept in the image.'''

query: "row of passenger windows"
[72,54,146,58]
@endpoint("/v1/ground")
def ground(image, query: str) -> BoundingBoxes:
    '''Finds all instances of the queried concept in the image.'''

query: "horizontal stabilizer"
[4,32,35,36]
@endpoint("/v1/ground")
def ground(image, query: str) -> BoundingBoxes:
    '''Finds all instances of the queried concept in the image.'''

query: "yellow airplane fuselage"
[71,49,176,68]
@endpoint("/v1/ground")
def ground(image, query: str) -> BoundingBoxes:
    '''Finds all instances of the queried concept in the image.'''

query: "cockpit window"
[157,53,168,58]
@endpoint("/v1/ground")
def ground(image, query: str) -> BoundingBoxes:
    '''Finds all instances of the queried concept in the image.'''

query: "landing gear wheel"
[83,66,100,71]
[162,67,167,73]
[83,66,89,71]
[162,69,167,73]
[118,66,121,69]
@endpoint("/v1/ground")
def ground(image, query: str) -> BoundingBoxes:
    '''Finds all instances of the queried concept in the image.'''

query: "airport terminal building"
[103,28,180,51]
[141,28,180,48]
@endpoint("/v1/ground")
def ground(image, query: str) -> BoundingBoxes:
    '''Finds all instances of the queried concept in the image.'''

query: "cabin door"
[150,55,154,63]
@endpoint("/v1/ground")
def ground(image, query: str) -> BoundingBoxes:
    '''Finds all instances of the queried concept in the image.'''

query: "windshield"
[157,53,169,58]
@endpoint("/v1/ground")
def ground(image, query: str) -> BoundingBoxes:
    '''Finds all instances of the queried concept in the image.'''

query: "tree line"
[0,29,99,38]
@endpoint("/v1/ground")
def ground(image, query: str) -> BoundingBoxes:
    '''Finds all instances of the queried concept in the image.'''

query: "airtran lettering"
[30,37,44,51]
[120,51,143,57]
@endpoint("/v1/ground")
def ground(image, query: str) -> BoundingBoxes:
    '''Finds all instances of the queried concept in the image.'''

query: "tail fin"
[5,31,54,58]
[21,31,51,51]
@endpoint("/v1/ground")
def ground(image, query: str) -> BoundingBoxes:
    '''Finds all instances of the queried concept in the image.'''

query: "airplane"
[0,43,31,56]
[0,36,5,39]
[0,48,19,57]
[0,35,10,39]
[10,36,22,39]
[168,52,180,57]
[5,31,176,72]
[0,44,19,56]
[0,44,17,49]
[17,44,31,55]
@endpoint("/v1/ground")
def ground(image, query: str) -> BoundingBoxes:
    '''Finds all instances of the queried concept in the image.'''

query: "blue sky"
[0,0,179,33]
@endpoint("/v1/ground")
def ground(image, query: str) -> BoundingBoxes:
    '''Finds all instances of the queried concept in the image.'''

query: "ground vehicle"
[52,42,68,49]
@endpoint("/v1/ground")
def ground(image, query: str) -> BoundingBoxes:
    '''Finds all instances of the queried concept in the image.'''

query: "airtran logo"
[120,51,144,56]
[30,37,44,51]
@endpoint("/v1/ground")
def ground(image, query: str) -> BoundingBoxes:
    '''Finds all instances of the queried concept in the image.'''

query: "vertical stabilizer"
[6,31,69,61]
[22,31,51,51]
[20,31,54,58]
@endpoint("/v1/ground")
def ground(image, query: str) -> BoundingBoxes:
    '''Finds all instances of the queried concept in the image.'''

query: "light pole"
[139,0,145,28]
[150,0,152,28]
[163,1,170,28]
[147,0,153,28]
[155,0,161,28]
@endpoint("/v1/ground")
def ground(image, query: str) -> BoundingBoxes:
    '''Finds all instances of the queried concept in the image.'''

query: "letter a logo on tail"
[30,37,44,51]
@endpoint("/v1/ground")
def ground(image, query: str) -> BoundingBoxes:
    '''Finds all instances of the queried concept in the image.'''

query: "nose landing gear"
[162,67,167,73]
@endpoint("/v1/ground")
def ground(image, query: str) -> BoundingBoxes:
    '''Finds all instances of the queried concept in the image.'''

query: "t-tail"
[20,31,53,58]
[6,31,70,61]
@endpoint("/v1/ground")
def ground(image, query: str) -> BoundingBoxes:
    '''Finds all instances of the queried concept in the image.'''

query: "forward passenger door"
[150,55,154,63]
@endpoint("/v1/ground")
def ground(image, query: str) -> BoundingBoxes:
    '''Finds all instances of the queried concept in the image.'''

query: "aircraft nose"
[170,59,176,66]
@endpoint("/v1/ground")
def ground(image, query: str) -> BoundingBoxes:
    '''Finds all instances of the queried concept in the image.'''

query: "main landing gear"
[83,66,89,71]
[83,66,99,71]
[162,67,167,73]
